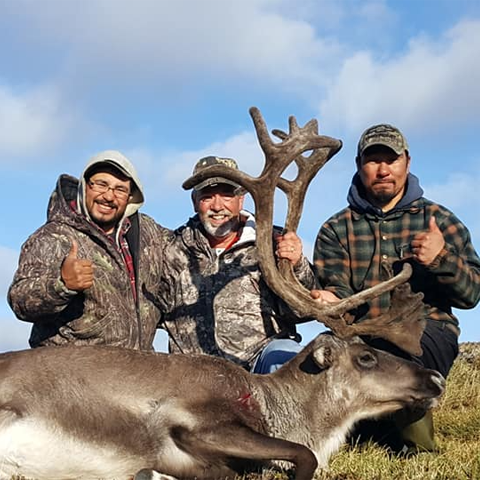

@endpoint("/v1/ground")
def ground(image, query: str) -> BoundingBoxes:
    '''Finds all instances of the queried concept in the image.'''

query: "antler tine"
[271,128,287,140]
[261,253,413,319]
[249,107,337,179]
[345,283,427,356]
[271,129,342,233]
[288,114,300,133]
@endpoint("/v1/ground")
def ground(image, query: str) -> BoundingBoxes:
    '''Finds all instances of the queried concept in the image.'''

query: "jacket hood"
[347,172,424,216]
[47,174,80,224]
[77,150,145,221]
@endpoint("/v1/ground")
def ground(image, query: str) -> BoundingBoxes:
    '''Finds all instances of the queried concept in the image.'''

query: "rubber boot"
[400,409,436,452]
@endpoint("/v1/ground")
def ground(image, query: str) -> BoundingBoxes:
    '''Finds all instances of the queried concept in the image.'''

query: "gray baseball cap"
[357,124,409,157]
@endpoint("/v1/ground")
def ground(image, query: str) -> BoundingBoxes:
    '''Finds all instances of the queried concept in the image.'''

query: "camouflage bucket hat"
[357,124,409,157]
[190,156,243,192]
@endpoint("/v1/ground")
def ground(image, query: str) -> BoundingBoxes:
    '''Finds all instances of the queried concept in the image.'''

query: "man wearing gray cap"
[8,151,170,350]
[157,156,315,372]
[312,124,480,453]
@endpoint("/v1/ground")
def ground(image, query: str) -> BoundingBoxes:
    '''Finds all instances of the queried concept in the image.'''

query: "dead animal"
[0,335,444,480]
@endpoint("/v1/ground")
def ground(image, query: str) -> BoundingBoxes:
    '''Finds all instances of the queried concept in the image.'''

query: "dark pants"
[351,319,459,451]
[363,318,459,378]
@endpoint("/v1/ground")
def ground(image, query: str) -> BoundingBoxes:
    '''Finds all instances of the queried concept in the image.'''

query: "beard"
[89,200,124,234]
[368,182,399,207]
[200,210,241,239]
[370,190,396,206]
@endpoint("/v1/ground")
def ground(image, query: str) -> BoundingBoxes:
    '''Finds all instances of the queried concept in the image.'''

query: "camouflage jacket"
[314,173,480,332]
[157,212,315,368]
[8,174,170,350]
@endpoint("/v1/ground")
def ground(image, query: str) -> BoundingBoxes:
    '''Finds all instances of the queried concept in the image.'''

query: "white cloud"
[0,83,81,159]
[319,19,480,133]
[0,246,18,297]
[423,168,480,247]
[424,171,480,211]
[357,0,392,21]
[0,246,27,352]
[3,2,479,138]
[3,0,339,97]
[132,131,264,203]
[0,316,30,353]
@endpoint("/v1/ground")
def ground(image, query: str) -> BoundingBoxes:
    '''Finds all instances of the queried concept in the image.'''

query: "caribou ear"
[312,346,333,369]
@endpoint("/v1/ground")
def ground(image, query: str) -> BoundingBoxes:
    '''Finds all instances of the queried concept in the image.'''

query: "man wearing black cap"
[158,156,315,372]
[8,150,170,350]
[312,124,480,453]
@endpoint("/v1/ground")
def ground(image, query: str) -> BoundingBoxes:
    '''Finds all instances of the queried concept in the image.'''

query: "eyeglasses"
[87,180,131,200]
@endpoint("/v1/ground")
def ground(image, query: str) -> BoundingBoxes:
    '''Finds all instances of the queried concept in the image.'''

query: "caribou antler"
[183,107,425,356]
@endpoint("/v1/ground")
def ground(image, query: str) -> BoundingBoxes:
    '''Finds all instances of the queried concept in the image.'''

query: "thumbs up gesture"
[61,240,95,291]
[410,217,445,266]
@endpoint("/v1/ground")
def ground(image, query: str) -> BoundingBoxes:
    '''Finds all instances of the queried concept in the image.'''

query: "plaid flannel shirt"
[314,197,480,331]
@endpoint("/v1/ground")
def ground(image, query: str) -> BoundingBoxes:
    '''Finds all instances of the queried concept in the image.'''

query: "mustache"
[372,180,394,185]
[96,200,117,208]
[206,209,232,218]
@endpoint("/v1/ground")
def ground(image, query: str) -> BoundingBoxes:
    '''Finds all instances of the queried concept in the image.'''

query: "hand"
[61,240,95,291]
[410,217,445,266]
[275,231,303,266]
[310,289,340,304]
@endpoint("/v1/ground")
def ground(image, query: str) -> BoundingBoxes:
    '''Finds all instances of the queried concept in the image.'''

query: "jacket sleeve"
[7,228,78,322]
[292,255,316,290]
[155,232,184,318]
[313,219,355,299]
[426,209,480,309]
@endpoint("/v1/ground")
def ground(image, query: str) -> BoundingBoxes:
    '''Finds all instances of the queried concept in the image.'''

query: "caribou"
[0,333,444,480]
[0,108,442,480]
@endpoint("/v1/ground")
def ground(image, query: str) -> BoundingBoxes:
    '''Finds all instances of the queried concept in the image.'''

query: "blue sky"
[1,0,479,352]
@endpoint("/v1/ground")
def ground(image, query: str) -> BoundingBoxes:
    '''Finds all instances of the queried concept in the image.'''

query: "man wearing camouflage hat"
[157,156,315,373]
[312,124,480,453]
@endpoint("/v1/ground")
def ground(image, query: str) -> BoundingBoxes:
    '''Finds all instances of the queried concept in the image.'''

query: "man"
[312,124,480,452]
[8,150,170,350]
[158,156,315,372]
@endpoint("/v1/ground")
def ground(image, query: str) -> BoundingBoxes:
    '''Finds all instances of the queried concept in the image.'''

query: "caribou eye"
[357,351,377,368]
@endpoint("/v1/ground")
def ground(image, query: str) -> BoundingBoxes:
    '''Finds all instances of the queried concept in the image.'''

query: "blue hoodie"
[347,172,424,217]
